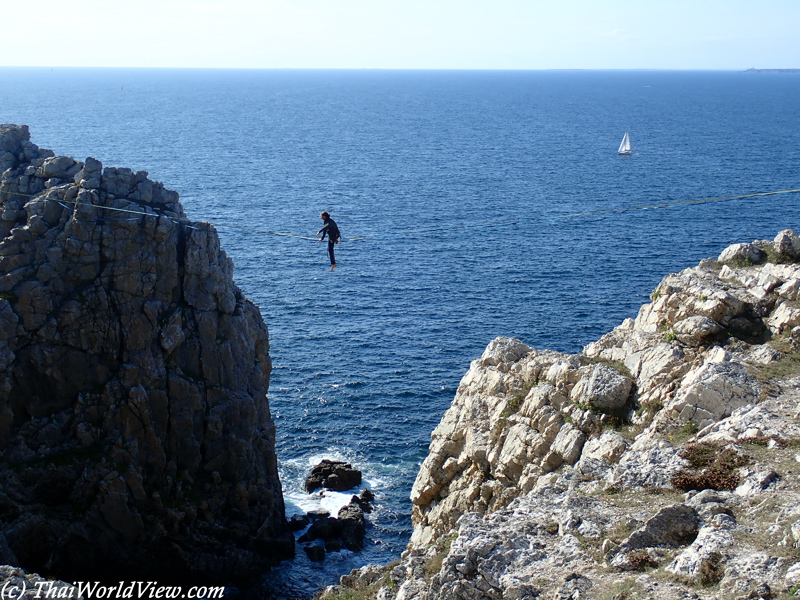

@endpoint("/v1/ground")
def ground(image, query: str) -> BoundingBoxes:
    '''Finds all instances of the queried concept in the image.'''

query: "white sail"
[618,132,632,155]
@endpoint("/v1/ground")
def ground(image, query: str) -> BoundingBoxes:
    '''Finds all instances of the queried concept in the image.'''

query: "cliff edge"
[0,125,292,584]
[324,230,800,599]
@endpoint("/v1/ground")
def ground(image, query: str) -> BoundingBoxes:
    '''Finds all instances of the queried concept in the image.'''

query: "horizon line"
[0,65,787,72]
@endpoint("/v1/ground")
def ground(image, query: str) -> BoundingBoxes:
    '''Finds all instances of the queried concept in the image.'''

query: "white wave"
[279,449,413,520]
[284,489,356,518]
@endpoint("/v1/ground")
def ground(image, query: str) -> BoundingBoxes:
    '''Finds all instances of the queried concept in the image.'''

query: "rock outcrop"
[298,497,370,556]
[0,125,292,584]
[305,459,363,492]
[297,490,374,562]
[323,229,800,599]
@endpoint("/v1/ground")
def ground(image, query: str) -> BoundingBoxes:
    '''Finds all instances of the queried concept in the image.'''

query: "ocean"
[1,68,799,597]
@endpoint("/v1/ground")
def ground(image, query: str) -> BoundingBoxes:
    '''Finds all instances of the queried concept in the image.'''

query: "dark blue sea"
[2,68,799,597]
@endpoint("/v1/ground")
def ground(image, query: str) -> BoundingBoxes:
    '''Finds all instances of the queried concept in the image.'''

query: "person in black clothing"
[316,211,340,271]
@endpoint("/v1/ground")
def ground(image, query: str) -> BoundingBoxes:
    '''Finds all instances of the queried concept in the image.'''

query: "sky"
[1,0,798,70]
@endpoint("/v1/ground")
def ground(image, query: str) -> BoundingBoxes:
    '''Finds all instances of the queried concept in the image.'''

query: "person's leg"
[328,241,337,270]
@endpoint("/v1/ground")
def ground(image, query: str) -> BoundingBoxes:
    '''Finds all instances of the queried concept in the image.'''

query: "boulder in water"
[305,459,362,492]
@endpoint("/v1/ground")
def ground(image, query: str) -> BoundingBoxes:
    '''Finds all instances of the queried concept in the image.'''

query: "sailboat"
[618,132,632,155]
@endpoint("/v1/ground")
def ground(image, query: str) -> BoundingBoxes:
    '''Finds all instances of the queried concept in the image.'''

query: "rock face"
[323,230,800,600]
[0,125,291,584]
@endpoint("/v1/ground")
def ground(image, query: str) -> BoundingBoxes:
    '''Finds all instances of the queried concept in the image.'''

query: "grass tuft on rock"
[423,530,458,580]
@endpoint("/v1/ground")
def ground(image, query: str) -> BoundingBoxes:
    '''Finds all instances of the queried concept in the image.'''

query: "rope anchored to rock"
[3,187,799,242]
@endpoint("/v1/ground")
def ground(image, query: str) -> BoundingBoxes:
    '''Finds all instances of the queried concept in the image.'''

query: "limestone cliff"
[323,229,800,600]
[0,125,292,584]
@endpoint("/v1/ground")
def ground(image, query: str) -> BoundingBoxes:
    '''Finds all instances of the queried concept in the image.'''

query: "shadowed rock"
[609,504,699,569]
[0,125,292,584]
[337,502,367,551]
[305,459,362,492]
[296,497,368,555]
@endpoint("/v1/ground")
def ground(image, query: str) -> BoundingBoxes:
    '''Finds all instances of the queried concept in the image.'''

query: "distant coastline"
[745,67,800,73]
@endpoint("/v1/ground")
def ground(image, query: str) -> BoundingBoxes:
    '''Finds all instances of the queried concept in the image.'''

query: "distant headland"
[744,67,800,73]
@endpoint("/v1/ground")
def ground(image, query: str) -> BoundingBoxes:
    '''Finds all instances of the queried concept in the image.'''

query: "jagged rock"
[685,488,736,523]
[338,501,367,551]
[570,364,632,411]
[665,361,760,429]
[305,459,362,492]
[480,336,532,369]
[667,514,734,584]
[609,504,699,569]
[672,315,724,345]
[0,125,291,584]
[579,430,628,465]
[350,490,374,512]
[338,231,800,600]
[718,554,786,599]
[339,563,385,589]
[747,344,784,364]
[776,278,800,301]
[734,469,780,498]
[395,580,427,600]
[718,242,766,264]
[297,497,368,553]
[773,229,800,259]
[766,302,800,334]
[553,573,592,600]
[551,423,586,465]
[636,266,750,335]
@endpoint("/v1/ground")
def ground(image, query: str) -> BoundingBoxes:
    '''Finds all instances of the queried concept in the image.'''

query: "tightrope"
[346,187,800,240]
[2,186,799,242]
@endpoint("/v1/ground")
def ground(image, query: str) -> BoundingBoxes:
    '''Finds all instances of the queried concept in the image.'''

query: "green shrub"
[584,356,632,378]
[723,255,755,268]
[762,246,796,265]
[506,381,536,415]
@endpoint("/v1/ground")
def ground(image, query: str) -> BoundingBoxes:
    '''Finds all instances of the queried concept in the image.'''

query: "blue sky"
[3,0,798,69]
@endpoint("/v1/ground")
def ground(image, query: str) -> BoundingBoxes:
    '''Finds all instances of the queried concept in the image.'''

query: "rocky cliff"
[0,125,292,584]
[323,229,800,600]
